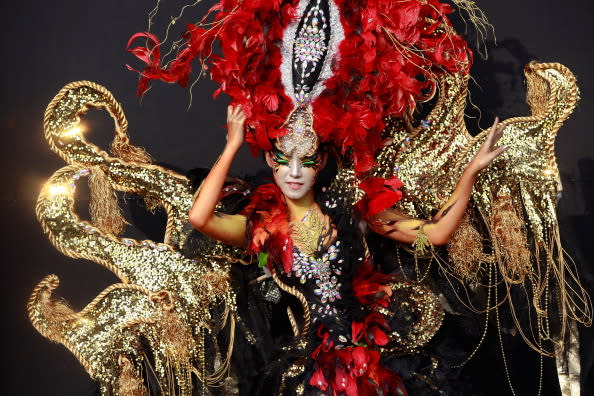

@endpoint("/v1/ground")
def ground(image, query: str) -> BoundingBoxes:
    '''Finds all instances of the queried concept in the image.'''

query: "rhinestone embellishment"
[292,0,330,103]
[293,241,342,317]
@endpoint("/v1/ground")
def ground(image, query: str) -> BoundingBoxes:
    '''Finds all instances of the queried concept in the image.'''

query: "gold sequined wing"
[31,81,248,395]
[366,62,591,355]
[28,275,164,395]
[466,62,577,232]
[451,63,592,353]
[42,80,248,254]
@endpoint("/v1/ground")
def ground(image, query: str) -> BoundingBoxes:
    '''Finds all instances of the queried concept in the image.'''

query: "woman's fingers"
[491,144,508,158]
[492,122,504,140]
[491,116,499,129]
[227,104,245,122]
[483,144,508,165]
[228,105,237,118]
[484,117,496,138]
[482,117,505,153]
[237,109,246,122]
[467,117,509,173]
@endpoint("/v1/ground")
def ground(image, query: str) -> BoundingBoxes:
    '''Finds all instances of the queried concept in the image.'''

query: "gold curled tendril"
[33,81,251,395]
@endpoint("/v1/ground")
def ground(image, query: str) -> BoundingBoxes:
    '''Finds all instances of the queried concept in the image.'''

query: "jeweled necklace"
[290,205,327,256]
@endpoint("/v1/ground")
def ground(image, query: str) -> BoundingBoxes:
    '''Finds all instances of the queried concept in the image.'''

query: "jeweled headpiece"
[276,105,319,157]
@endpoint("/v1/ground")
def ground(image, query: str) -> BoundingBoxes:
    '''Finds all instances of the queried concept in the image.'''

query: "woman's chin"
[280,185,308,201]
[283,190,307,200]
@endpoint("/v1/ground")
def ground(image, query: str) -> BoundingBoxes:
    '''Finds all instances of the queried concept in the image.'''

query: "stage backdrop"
[1,0,592,395]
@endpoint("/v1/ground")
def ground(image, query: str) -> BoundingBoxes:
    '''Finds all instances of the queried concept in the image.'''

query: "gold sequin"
[278,105,319,158]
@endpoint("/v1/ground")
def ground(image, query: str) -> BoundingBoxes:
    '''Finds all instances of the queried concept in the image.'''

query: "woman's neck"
[285,190,316,221]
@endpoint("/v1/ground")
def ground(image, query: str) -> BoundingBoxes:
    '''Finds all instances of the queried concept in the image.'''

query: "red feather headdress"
[128,0,472,174]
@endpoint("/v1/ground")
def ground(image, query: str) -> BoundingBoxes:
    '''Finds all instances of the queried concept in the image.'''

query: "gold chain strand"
[495,269,517,396]
[453,261,493,368]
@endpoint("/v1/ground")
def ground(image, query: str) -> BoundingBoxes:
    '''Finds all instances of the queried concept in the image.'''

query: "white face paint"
[267,148,322,201]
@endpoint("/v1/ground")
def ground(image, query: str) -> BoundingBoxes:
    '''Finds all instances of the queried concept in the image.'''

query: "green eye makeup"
[302,153,320,168]
[272,149,320,168]
[272,149,289,165]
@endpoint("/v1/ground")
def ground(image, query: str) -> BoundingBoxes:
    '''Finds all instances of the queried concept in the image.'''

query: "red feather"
[355,176,404,218]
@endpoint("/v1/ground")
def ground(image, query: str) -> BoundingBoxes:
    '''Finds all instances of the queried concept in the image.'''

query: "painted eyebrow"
[301,152,320,166]
[272,149,320,165]
[272,149,289,162]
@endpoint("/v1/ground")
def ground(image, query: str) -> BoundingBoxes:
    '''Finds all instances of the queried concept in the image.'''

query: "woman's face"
[266,148,323,201]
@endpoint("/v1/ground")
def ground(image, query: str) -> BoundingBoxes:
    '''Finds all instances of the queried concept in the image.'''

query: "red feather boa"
[241,183,294,273]
[355,176,404,218]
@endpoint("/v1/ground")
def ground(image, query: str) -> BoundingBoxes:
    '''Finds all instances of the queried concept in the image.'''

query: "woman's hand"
[466,117,507,175]
[226,105,246,150]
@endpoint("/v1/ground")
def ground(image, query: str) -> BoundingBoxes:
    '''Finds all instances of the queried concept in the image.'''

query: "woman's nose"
[289,158,302,178]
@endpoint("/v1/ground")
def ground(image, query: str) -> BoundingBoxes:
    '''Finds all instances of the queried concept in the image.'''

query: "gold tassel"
[195,270,232,312]
[413,226,432,255]
[447,213,484,281]
[150,291,194,362]
[142,195,161,213]
[38,285,75,342]
[160,310,194,362]
[110,137,159,211]
[110,139,152,165]
[525,61,550,116]
[117,354,149,396]
[491,195,531,284]
[150,291,200,394]
[89,166,128,236]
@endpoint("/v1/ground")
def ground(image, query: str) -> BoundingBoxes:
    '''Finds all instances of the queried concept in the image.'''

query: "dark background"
[1,0,593,395]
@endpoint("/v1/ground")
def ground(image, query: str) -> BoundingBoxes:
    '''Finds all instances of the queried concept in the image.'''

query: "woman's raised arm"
[368,118,507,246]
[188,105,248,247]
